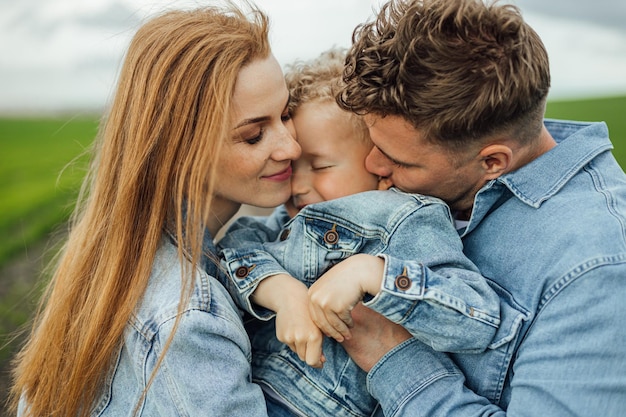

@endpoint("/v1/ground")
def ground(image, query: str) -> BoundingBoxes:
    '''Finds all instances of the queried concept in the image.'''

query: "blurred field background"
[1,95,625,412]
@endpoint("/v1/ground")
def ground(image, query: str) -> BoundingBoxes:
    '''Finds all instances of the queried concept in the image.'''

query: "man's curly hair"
[338,0,550,148]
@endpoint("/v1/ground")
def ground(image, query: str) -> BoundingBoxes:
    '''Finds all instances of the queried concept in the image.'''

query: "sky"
[0,0,625,114]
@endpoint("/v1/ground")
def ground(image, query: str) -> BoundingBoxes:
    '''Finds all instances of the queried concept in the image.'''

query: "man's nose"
[365,147,392,178]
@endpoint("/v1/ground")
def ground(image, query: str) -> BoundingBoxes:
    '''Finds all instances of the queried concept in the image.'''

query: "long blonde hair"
[10,4,270,416]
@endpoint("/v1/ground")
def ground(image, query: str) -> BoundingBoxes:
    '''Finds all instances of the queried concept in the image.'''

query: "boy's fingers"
[322,311,353,342]
[310,306,345,342]
[305,339,324,369]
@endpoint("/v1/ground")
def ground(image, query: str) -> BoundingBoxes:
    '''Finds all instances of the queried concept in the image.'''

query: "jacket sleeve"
[217,206,292,319]
[218,205,290,248]
[364,200,500,352]
[366,264,626,416]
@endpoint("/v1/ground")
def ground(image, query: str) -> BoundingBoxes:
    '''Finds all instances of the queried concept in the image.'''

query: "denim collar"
[496,120,612,208]
[463,120,612,236]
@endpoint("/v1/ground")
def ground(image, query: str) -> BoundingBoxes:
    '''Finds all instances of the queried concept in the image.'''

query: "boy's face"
[287,101,379,216]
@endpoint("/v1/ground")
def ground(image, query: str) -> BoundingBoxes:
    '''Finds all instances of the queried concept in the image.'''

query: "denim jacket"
[218,190,502,416]
[363,120,626,416]
[84,232,269,416]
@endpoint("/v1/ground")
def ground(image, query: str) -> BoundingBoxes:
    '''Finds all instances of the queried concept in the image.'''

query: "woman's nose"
[274,124,301,161]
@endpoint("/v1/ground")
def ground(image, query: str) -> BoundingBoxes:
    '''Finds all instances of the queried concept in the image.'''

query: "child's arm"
[217,206,293,319]
[308,194,501,353]
[218,206,325,367]
[307,254,383,342]
[252,273,325,368]
[218,205,291,249]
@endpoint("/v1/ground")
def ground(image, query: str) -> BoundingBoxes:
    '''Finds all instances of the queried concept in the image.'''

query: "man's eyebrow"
[233,97,290,129]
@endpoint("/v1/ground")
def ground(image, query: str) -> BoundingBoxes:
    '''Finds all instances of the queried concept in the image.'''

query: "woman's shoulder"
[132,237,244,340]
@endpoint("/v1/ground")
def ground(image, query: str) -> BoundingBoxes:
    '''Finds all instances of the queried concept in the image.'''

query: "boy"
[217,49,501,417]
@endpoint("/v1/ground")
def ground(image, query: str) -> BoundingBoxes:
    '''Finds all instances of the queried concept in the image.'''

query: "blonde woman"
[10,4,300,416]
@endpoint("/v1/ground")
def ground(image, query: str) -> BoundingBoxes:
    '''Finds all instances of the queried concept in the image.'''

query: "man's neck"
[508,126,558,173]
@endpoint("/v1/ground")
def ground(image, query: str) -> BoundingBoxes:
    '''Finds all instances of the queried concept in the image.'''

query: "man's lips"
[263,165,292,182]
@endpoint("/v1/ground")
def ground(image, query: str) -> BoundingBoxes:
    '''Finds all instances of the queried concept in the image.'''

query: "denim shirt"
[218,190,502,416]
[364,120,626,417]
[83,233,269,416]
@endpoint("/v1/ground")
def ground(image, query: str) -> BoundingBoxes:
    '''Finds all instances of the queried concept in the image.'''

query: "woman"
[10,4,300,416]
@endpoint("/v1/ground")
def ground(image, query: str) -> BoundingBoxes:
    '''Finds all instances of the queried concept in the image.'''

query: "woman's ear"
[479,144,513,180]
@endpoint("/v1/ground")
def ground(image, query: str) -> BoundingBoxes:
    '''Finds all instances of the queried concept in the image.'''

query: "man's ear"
[479,144,513,180]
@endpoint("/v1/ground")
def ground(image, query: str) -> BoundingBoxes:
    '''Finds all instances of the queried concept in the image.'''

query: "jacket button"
[280,229,290,241]
[323,225,339,245]
[395,267,411,291]
[235,266,250,279]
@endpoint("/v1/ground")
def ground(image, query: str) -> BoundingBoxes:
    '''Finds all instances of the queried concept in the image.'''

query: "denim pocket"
[304,217,365,258]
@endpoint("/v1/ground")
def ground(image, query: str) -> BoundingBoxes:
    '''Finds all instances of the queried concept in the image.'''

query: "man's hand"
[341,303,412,372]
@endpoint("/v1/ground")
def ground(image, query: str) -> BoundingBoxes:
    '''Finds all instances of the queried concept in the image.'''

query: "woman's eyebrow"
[234,97,290,129]
[234,116,269,129]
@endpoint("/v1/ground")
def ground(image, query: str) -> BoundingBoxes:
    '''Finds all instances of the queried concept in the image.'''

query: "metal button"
[235,266,250,279]
[280,229,290,241]
[323,225,339,245]
[395,267,411,291]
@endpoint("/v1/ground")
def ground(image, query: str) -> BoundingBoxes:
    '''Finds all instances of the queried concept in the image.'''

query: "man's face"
[364,114,488,213]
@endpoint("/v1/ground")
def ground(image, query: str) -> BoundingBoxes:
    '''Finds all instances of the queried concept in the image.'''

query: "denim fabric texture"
[218,189,503,416]
[86,232,269,416]
[363,120,626,416]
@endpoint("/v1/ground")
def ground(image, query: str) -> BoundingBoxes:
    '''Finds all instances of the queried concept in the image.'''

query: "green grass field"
[0,116,99,266]
[545,95,626,164]
[0,116,99,376]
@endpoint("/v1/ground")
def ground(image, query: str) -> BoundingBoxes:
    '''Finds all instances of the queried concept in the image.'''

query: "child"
[217,48,500,417]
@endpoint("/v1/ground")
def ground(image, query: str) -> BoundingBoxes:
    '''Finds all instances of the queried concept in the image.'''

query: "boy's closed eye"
[312,164,334,171]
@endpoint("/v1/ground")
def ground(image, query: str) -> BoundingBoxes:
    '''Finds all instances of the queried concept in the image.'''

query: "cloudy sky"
[1,0,625,113]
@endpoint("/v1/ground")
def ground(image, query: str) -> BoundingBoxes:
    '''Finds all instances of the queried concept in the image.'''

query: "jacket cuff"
[363,254,425,320]
[367,338,461,415]
[220,248,289,320]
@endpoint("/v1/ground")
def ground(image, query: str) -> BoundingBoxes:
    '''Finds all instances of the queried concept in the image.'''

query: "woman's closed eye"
[243,128,264,145]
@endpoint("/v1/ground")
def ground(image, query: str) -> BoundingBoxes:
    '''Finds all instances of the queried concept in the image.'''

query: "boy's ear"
[479,144,513,180]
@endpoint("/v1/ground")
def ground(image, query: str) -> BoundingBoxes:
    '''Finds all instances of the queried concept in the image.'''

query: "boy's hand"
[253,274,325,368]
[274,283,325,368]
[308,254,384,342]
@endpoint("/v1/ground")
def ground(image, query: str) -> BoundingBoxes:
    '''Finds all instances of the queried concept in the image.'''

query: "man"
[319,0,626,415]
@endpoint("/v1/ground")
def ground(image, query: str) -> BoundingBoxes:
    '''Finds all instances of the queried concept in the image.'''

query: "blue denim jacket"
[363,120,626,416]
[80,233,269,416]
[218,190,502,416]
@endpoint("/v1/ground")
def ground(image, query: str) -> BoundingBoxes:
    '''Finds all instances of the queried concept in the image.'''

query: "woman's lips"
[263,165,292,182]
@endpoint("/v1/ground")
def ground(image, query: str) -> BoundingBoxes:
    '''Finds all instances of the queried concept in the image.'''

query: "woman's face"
[213,54,301,212]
